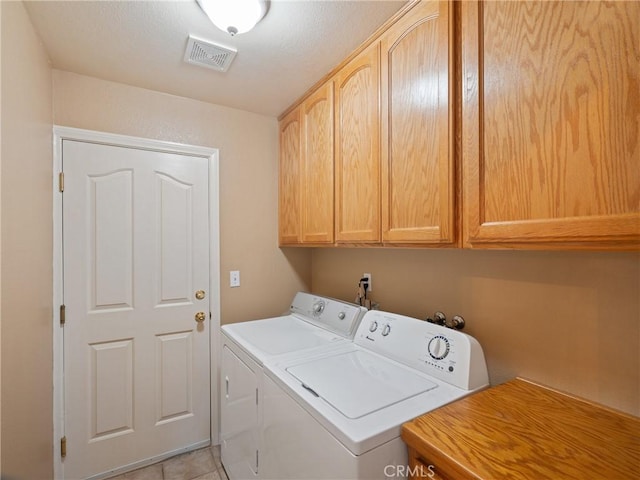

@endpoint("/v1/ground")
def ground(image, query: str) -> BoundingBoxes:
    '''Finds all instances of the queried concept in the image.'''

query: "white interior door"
[62,139,210,479]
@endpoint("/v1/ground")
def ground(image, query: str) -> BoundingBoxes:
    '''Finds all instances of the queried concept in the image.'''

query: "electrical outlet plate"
[363,272,372,291]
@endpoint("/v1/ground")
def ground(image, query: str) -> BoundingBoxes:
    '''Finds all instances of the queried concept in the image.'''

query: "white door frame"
[52,126,221,479]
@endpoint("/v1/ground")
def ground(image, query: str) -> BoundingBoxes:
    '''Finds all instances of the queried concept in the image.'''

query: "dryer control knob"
[338,312,346,320]
[382,324,391,336]
[312,300,325,316]
[369,321,378,332]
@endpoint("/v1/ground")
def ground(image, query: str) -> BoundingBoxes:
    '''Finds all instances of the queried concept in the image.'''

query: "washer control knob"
[338,312,346,320]
[382,324,391,336]
[369,321,378,332]
[428,335,450,360]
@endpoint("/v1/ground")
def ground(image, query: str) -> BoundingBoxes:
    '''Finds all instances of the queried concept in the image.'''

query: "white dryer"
[261,309,489,479]
[220,292,367,479]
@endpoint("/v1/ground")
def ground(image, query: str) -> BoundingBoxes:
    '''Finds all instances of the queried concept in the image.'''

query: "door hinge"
[61,436,67,458]
[58,172,64,193]
[60,304,66,325]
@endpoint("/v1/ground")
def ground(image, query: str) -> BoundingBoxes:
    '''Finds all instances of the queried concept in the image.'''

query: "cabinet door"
[278,108,302,245]
[381,0,455,245]
[301,82,334,244]
[335,43,381,243]
[462,1,640,249]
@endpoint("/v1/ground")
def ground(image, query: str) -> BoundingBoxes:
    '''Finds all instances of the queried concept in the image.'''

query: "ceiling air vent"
[184,35,237,72]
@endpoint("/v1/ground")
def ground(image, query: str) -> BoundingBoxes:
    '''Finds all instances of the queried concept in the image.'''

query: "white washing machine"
[220,292,367,479]
[261,309,489,479]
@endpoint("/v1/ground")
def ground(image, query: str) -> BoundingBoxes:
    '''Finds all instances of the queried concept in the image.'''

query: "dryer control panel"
[290,292,367,340]
[355,310,489,391]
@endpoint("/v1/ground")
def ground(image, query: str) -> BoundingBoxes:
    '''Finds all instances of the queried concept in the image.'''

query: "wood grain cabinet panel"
[278,108,302,245]
[462,0,640,249]
[301,82,334,244]
[381,0,456,245]
[280,0,638,250]
[407,448,448,480]
[335,43,381,243]
[402,379,640,479]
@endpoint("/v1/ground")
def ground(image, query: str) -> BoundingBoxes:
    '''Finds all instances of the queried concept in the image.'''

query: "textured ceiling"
[24,0,407,116]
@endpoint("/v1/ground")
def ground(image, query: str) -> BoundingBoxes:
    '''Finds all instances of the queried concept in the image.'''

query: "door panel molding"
[52,126,221,479]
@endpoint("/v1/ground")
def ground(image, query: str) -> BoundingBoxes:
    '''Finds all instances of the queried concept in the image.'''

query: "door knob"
[195,312,206,323]
[195,290,206,300]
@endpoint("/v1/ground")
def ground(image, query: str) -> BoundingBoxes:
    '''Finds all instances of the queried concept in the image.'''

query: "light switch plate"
[230,270,240,288]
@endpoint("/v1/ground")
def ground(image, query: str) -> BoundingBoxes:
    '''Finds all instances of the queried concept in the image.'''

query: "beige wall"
[312,248,640,416]
[52,70,311,324]
[1,1,54,478]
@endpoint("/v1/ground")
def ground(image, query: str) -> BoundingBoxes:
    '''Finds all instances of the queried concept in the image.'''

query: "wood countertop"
[401,378,640,479]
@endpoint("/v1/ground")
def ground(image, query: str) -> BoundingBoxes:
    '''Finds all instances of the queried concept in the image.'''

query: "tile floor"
[108,445,229,480]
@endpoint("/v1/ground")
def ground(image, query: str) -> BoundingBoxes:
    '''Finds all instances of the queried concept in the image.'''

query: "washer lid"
[286,350,437,419]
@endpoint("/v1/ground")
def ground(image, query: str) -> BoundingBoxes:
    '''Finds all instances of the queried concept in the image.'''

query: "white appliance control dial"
[428,335,450,360]
[312,300,325,316]
[338,312,346,320]
[369,321,378,332]
[382,324,391,336]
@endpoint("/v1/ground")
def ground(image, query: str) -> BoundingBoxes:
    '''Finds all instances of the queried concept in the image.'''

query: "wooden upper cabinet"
[381,0,456,245]
[278,108,302,245]
[280,0,638,249]
[301,82,334,244]
[334,42,381,244]
[461,0,640,249]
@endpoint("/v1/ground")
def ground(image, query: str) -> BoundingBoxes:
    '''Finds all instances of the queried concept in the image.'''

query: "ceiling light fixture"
[197,0,268,36]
